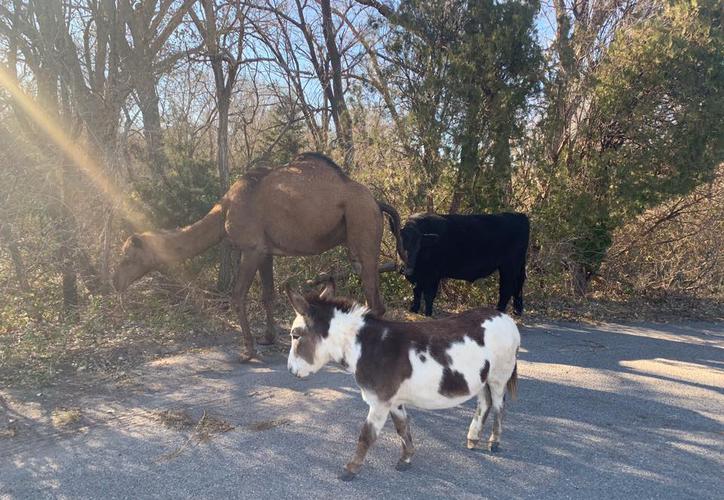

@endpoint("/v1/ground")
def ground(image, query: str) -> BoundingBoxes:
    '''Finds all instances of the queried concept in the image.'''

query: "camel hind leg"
[257,254,278,345]
[344,194,385,316]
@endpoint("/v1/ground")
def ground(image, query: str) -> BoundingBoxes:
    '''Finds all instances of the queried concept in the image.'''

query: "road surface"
[1,320,723,499]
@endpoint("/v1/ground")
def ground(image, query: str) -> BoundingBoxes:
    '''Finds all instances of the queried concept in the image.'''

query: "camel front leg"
[233,251,265,362]
[340,403,390,481]
[257,254,278,345]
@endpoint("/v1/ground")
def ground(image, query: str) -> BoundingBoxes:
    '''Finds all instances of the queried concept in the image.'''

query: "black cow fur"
[400,212,530,316]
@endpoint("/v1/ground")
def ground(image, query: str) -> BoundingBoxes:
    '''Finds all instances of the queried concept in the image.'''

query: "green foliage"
[532,0,723,286]
[384,0,542,212]
[259,96,306,166]
[134,154,219,229]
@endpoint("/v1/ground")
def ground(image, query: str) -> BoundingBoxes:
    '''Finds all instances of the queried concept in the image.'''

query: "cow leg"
[496,267,515,313]
[232,251,266,362]
[340,403,390,480]
[390,405,415,470]
[467,384,492,450]
[512,262,526,316]
[487,381,506,452]
[410,283,422,313]
[422,279,439,316]
[258,254,278,345]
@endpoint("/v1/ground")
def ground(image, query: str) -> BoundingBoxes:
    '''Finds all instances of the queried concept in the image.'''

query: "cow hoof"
[395,459,412,471]
[338,469,357,482]
[488,441,500,453]
[466,439,479,450]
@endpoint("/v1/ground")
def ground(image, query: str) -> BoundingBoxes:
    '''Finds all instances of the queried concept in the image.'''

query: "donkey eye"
[291,333,301,340]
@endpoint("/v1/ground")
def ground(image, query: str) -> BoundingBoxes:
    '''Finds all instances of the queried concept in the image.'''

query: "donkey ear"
[130,234,143,248]
[284,283,310,316]
[319,278,336,300]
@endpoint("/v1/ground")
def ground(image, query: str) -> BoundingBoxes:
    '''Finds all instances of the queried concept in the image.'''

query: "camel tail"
[506,363,518,400]
[378,201,408,265]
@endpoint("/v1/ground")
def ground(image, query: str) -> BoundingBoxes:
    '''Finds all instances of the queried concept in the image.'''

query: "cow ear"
[285,283,310,316]
[319,278,335,300]
[421,233,439,247]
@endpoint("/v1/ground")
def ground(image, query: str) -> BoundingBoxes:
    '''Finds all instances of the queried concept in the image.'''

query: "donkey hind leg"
[487,381,506,452]
[232,251,266,362]
[340,404,390,481]
[390,405,415,470]
[257,254,278,345]
[467,384,492,450]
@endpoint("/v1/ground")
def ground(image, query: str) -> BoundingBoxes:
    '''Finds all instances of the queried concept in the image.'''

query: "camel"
[113,152,407,361]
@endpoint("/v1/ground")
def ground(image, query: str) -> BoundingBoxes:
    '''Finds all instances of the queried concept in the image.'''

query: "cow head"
[400,223,439,276]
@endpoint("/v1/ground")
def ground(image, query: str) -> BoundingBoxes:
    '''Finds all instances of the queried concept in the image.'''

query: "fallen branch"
[305,261,398,287]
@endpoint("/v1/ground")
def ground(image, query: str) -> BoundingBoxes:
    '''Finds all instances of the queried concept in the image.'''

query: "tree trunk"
[0,224,30,292]
[136,74,169,182]
[215,91,238,292]
[320,0,354,168]
[571,263,590,298]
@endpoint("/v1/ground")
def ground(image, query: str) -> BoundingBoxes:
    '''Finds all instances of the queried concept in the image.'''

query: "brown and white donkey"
[285,280,520,480]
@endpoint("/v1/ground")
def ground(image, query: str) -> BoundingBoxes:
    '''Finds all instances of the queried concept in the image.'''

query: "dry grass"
[51,407,82,427]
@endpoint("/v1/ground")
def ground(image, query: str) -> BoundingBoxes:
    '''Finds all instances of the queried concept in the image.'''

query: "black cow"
[400,212,530,316]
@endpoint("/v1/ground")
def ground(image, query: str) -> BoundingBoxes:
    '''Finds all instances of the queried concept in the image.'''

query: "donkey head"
[112,234,159,292]
[285,280,340,378]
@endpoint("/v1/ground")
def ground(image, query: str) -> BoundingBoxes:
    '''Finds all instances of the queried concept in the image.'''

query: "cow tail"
[377,201,408,265]
[506,363,518,400]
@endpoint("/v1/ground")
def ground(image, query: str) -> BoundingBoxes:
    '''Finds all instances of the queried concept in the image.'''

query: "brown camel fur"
[113,153,407,361]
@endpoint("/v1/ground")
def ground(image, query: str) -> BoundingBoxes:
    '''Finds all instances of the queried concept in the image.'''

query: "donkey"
[285,280,520,480]
[113,153,407,361]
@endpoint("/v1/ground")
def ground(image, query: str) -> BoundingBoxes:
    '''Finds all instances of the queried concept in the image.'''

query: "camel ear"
[285,283,309,316]
[130,235,143,248]
[319,278,335,300]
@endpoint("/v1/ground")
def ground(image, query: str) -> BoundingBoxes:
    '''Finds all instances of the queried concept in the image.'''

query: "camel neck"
[150,204,226,264]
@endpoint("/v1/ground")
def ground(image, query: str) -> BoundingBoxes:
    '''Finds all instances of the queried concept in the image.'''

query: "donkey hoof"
[488,441,500,453]
[338,469,357,482]
[466,439,480,450]
[395,459,412,471]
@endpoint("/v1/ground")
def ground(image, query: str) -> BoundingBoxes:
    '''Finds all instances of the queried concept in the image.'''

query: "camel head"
[112,234,158,292]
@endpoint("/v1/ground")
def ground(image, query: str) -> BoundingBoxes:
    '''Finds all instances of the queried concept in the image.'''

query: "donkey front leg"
[390,405,415,470]
[340,404,390,481]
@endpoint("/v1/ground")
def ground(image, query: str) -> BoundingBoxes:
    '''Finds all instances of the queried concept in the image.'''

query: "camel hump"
[293,152,349,179]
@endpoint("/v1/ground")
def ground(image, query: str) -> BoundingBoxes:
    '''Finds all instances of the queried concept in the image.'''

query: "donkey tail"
[378,201,408,266]
[506,363,518,400]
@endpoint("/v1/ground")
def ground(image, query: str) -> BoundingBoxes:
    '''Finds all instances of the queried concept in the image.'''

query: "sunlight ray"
[0,67,152,231]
